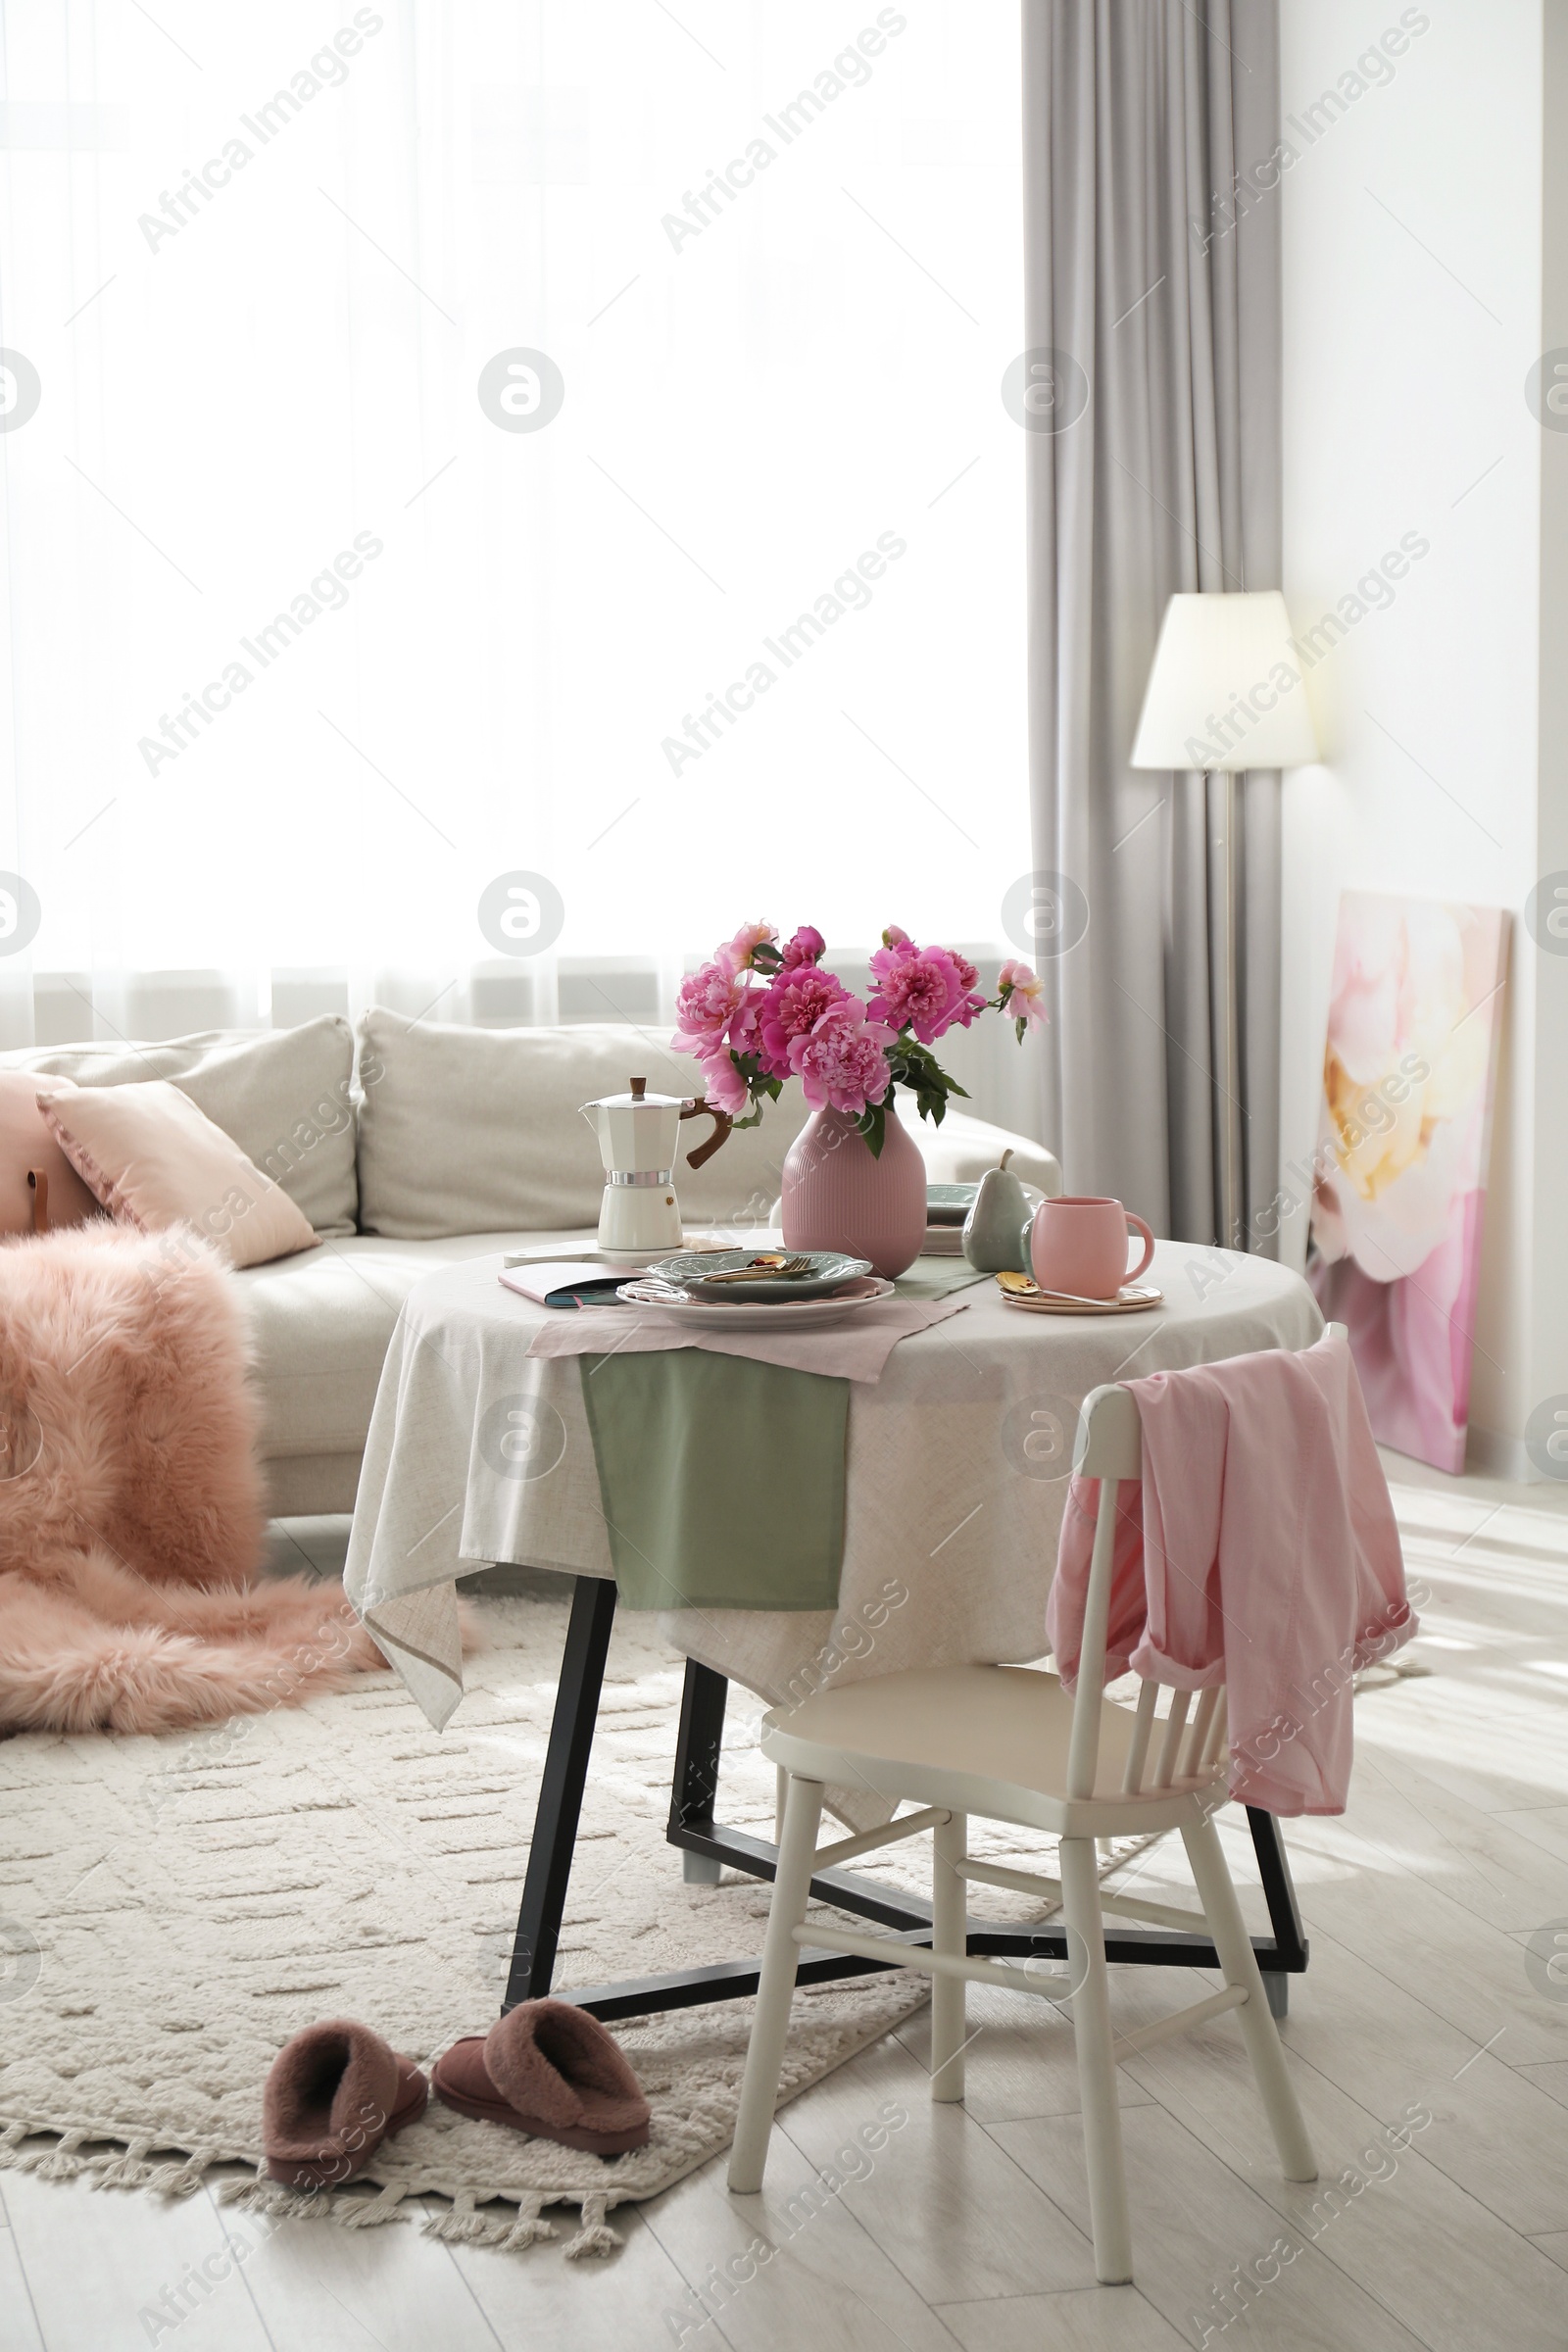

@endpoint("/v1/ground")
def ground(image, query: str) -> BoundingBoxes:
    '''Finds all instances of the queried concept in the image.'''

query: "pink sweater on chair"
[1046,1330,1415,1816]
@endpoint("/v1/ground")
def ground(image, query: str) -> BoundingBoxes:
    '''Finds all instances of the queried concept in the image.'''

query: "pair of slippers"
[263,1999,651,2189]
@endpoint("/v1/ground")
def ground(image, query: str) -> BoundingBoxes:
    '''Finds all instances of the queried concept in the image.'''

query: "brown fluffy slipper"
[432,1998,652,2155]
[263,2019,428,2189]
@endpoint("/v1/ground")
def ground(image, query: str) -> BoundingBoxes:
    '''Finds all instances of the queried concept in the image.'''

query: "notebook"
[498,1262,640,1309]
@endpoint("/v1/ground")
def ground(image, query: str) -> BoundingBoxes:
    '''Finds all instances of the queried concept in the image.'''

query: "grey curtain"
[1021,0,1283,1250]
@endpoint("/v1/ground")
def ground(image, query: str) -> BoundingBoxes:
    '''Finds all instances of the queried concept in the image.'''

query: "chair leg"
[930,1811,967,2102]
[728,1773,825,2193]
[1059,1836,1133,2284]
[1180,1812,1317,2182]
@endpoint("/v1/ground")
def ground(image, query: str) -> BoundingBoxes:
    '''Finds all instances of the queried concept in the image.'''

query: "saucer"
[999,1279,1164,1316]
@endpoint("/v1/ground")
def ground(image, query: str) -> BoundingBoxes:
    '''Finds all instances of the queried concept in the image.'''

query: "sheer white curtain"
[0,1,1028,1103]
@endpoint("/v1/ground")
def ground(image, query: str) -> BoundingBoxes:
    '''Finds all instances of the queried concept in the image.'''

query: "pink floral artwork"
[1307,892,1509,1474]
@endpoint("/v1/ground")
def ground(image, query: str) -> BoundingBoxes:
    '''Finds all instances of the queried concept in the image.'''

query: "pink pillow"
[35,1080,319,1269]
[0,1072,102,1235]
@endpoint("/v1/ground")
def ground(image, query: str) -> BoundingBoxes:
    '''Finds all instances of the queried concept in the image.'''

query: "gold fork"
[697,1254,815,1283]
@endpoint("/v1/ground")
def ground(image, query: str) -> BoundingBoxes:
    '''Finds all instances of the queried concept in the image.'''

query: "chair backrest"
[1063,1325,1344,1801]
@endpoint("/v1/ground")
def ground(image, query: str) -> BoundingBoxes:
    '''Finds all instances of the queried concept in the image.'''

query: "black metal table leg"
[669,1659,729,1884]
[1248,1803,1308,2016]
[503,1574,617,2012]
[668,1661,729,1842]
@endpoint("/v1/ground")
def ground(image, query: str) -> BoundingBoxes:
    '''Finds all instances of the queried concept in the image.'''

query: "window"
[0,2,1025,1043]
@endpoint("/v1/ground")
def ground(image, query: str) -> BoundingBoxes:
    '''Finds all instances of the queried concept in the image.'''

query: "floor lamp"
[1130,591,1319,1250]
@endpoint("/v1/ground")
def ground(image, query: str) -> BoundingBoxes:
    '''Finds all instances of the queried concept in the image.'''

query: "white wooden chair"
[727,1370,1318,2283]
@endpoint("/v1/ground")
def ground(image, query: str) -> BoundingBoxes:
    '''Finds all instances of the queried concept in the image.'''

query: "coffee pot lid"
[580,1075,691,1112]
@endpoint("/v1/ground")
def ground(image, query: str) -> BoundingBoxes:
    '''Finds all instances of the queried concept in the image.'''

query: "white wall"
[1532,3,1568,1464]
[1278,0,1561,1474]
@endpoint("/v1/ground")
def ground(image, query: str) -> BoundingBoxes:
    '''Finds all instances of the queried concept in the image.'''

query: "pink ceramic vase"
[780,1102,927,1279]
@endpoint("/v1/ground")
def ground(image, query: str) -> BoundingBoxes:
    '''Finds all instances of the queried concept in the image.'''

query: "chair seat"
[760,1664,1224,1838]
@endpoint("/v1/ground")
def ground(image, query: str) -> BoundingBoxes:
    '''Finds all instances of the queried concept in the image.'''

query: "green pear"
[962,1151,1037,1273]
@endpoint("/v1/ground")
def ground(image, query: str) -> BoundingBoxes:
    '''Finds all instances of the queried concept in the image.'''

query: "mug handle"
[1124,1212,1155,1285]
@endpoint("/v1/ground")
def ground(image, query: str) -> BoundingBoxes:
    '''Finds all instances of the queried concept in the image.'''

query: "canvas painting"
[1306,891,1510,1474]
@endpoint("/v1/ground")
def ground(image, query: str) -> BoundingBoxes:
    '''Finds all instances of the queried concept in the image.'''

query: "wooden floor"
[7,1457,1568,2352]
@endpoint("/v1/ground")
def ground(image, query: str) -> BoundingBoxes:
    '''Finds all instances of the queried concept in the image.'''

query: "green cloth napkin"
[577,1351,848,1612]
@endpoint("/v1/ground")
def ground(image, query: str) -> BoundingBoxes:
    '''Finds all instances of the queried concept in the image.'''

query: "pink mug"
[1030,1195,1155,1301]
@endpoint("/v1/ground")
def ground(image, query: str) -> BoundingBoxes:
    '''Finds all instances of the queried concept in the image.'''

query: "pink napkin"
[525,1294,970,1382]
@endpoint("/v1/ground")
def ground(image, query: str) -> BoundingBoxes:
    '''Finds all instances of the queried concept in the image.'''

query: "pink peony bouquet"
[672,921,1047,1156]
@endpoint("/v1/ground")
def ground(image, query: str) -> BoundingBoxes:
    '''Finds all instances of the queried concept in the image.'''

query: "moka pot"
[579,1076,732,1256]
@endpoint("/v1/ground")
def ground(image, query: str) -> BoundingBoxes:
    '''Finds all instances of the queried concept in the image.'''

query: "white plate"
[614,1274,896,1330]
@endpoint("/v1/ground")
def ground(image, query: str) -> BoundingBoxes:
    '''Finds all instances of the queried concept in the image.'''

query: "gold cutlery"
[697,1254,814,1284]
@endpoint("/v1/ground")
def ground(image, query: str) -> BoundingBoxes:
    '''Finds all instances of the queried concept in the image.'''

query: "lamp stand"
[1206,768,1244,1250]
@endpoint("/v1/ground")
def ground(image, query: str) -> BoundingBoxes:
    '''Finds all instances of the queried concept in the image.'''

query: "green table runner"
[577,1351,848,1612]
[893,1258,993,1300]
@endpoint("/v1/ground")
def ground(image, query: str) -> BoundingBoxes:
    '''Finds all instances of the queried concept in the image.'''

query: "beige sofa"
[3,1007,1060,1516]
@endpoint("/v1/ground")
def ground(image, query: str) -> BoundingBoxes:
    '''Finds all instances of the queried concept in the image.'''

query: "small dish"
[651,1248,870,1303]
[999,1278,1164,1316]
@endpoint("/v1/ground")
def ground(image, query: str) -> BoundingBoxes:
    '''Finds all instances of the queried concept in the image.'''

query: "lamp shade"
[1130,590,1319,773]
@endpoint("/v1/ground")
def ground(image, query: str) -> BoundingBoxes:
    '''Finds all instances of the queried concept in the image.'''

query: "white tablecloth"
[344,1235,1321,1733]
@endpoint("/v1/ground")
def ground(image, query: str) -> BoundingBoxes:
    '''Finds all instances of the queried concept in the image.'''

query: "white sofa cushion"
[355,1010,814,1239]
[0,1016,358,1236]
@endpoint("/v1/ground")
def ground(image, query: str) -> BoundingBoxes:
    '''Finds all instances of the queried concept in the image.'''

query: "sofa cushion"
[355,1011,813,1240]
[38,1079,320,1268]
[0,1017,358,1236]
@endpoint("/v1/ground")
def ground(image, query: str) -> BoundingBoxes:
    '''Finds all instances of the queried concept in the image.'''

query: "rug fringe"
[142,2152,211,2198]
[1,2127,612,2259]
[564,2191,620,2261]
[23,2129,87,2181]
[220,2173,340,2224]
[495,2204,559,2253]
[419,2188,495,2245]
[336,2181,410,2230]
[91,2137,157,2191]
[420,2189,562,2251]
[220,2172,414,2229]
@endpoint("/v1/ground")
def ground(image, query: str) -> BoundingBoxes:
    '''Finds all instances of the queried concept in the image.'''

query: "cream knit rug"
[0,1582,1122,2258]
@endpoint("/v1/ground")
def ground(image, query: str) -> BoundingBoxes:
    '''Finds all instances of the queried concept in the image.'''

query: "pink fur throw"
[0,1223,384,1735]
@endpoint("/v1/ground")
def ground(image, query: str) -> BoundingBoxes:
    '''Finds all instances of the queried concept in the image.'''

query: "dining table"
[344,1233,1323,2023]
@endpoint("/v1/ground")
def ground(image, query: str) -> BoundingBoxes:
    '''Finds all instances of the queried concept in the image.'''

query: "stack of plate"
[921,1183,976,1258]
[621,1250,892,1330]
